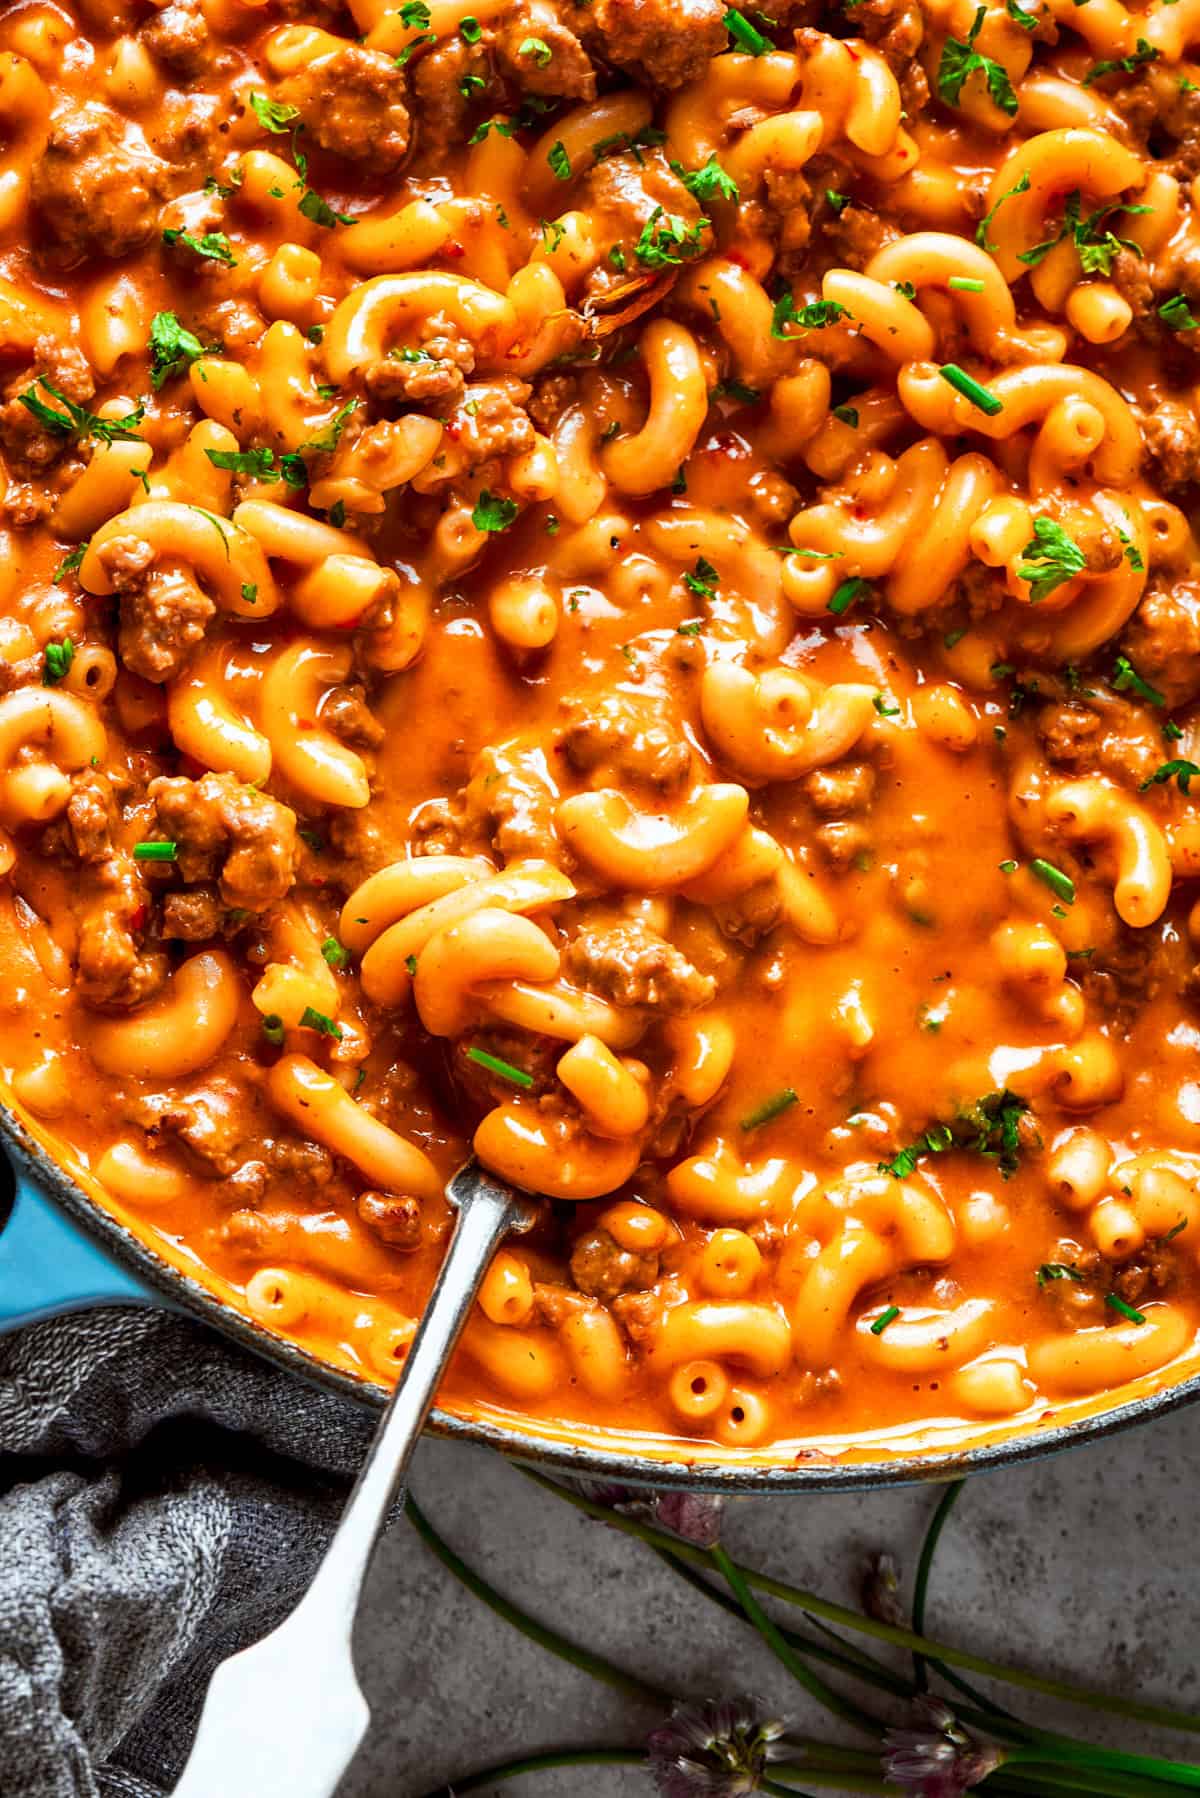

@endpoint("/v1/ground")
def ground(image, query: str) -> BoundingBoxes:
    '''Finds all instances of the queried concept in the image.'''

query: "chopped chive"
[741,1087,798,1130]
[261,1014,285,1045]
[948,276,986,292]
[998,859,1018,873]
[133,840,177,861]
[939,363,1003,416]
[870,1305,900,1335]
[723,5,771,51]
[1029,858,1075,904]
[467,1045,534,1088]
[828,576,870,616]
[321,936,351,969]
[1106,1292,1146,1324]
[404,953,418,976]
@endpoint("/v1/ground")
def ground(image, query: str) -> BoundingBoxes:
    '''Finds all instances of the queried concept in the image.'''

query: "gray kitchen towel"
[0,1303,377,1798]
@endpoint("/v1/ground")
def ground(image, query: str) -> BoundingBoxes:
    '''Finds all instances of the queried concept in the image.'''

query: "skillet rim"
[4,1097,1198,1493]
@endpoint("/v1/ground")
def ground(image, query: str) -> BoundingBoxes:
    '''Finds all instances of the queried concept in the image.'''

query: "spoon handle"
[173,1162,531,1798]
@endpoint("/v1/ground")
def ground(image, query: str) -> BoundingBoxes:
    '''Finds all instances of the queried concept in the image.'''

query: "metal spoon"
[172,1158,539,1798]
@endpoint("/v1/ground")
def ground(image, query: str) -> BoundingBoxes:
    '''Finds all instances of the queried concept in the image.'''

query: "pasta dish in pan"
[2,0,1200,1458]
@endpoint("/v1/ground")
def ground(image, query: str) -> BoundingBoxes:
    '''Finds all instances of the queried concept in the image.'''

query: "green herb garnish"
[1030,858,1075,904]
[1015,516,1087,602]
[939,363,1003,415]
[466,1046,534,1087]
[741,1087,798,1130]
[41,639,74,686]
[473,491,519,532]
[937,6,1018,115]
[299,1005,343,1039]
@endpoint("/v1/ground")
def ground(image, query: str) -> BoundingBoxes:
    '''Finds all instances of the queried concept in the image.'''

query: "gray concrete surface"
[336,1402,1200,1796]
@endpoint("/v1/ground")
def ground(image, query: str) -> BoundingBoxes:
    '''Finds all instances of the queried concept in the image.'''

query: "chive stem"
[742,1087,798,1130]
[1030,858,1076,904]
[711,1544,884,1735]
[465,1045,534,1088]
[406,1494,669,1706]
[521,1471,1200,1734]
[416,1747,644,1795]
[939,362,1004,415]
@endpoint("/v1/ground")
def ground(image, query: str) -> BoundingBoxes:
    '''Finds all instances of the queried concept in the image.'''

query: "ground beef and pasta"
[1,0,1199,1457]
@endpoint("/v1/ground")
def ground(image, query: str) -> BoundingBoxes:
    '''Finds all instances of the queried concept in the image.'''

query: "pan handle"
[0,1170,163,1333]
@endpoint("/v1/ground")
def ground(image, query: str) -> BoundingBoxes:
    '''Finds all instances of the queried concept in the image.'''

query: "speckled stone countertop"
[337,1402,1200,1796]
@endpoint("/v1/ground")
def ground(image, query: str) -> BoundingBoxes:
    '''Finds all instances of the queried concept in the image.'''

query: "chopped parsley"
[547,140,572,181]
[1015,516,1087,602]
[937,6,1018,116]
[466,1046,534,1088]
[960,1088,1033,1177]
[162,227,237,267]
[881,1090,1033,1181]
[41,638,74,686]
[683,555,719,599]
[832,404,859,427]
[1140,759,1200,795]
[299,1005,343,1039]
[52,543,87,585]
[1082,37,1158,84]
[1160,293,1200,331]
[148,312,206,389]
[976,170,1031,253]
[714,379,761,403]
[634,207,708,269]
[298,189,355,228]
[741,1087,798,1130]
[771,294,851,339]
[671,153,740,204]
[1112,654,1165,707]
[1005,0,1039,27]
[19,379,145,445]
[541,218,565,253]
[1037,1262,1084,1286]
[880,1122,955,1179]
[205,446,279,480]
[1018,190,1151,275]
[1030,857,1075,904]
[473,490,519,532]
[248,91,299,133]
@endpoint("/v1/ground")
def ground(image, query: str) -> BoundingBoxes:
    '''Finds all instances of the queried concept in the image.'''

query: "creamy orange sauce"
[3,0,1200,1463]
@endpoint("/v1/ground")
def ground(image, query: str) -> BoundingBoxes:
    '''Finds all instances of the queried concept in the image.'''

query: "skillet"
[2,1093,1199,1494]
